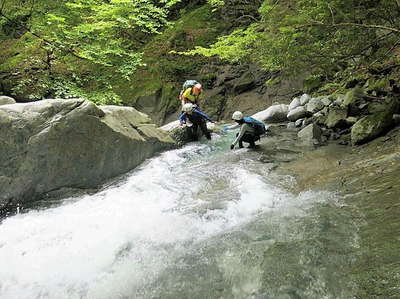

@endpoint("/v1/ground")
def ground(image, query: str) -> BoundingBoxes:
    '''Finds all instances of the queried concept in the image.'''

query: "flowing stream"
[0,132,359,299]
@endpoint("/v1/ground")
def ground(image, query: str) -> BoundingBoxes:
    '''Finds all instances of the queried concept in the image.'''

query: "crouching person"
[180,103,214,141]
[230,111,266,149]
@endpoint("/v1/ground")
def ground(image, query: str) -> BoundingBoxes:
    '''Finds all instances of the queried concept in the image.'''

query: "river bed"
[0,132,361,299]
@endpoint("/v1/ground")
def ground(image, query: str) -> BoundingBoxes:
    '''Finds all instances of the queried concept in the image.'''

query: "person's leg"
[191,123,199,141]
[199,121,211,140]
[248,138,256,148]
[241,133,256,148]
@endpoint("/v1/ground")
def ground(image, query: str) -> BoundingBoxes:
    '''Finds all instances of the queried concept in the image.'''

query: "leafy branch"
[298,22,400,34]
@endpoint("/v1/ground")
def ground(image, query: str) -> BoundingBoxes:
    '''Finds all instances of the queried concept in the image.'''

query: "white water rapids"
[0,134,356,299]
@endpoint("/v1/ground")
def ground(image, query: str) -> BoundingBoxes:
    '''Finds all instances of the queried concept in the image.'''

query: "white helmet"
[182,103,195,112]
[232,111,243,121]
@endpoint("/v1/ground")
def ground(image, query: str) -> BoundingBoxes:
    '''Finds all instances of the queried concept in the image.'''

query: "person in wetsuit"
[179,103,214,141]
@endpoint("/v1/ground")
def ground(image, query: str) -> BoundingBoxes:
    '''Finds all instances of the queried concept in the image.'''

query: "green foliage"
[50,76,122,105]
[0,0,183,101]
[188,0,400,75]
[207,0,225,7]
[181,24,259,62]
[120,4,231,105]
[35,0,179,76]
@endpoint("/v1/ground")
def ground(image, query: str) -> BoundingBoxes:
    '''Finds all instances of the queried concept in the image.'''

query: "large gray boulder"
[287,106,309,121]
[252,104,289,123]
[305,97,325,114]
[0,99,174,210]
[0,96,16,105]
[298,124,323,144]
[288,97,301,111]
[320,96,333,107]
[299,94,311,106]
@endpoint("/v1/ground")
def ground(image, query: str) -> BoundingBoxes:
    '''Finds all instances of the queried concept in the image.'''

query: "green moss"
[0,34,43,72]
[203,94,225,120]
[365,78,390,94]
[343,86,365,116]
[199,73,217,88]
[304,74,324,92]
[265,77,281,86]
[351,111,393,145]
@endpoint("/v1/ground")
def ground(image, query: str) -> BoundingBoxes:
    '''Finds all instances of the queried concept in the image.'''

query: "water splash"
[0,138,356,299]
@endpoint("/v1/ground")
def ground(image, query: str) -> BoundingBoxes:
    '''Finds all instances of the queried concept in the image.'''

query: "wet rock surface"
[0,96,16,105]
[0,99,174,214]
[258,124,400,299]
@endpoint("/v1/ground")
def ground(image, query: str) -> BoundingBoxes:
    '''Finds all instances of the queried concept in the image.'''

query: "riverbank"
[258,124,400,298]
[0,99,174,216]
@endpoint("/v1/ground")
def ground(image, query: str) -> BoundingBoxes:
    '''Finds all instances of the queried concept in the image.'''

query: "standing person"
[230,111,266,149]
[179,80,204,108]
[180,103,213,141]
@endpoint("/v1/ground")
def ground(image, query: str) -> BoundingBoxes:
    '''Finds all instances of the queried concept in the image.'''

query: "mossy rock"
[351,111,394,145]
[365,78,391,95]
[343,87,366,116]
[265,76,281,87]
[325,106,348,129]
[160,84,181,122]
[169,126,190,147]
[203,93,225,120]
[367,97,399,115]
[199,73,217,88]
[233,71,255,94]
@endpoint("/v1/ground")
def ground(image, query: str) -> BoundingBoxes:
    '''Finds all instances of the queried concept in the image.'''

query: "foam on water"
[0,140,327,299]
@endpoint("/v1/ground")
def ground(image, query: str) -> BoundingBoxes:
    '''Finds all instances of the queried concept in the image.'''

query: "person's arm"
[231,123,255,148]
[193,109,213,122]
[231,124,246,147]
[224,123,240,131]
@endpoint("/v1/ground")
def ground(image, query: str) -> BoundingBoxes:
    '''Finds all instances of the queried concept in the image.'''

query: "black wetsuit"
[180,109,213,141]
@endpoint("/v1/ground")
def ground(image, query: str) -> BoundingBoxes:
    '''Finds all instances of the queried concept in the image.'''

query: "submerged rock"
[298,123,323,144]
[287,122,296,129]
[0,99,174,211]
